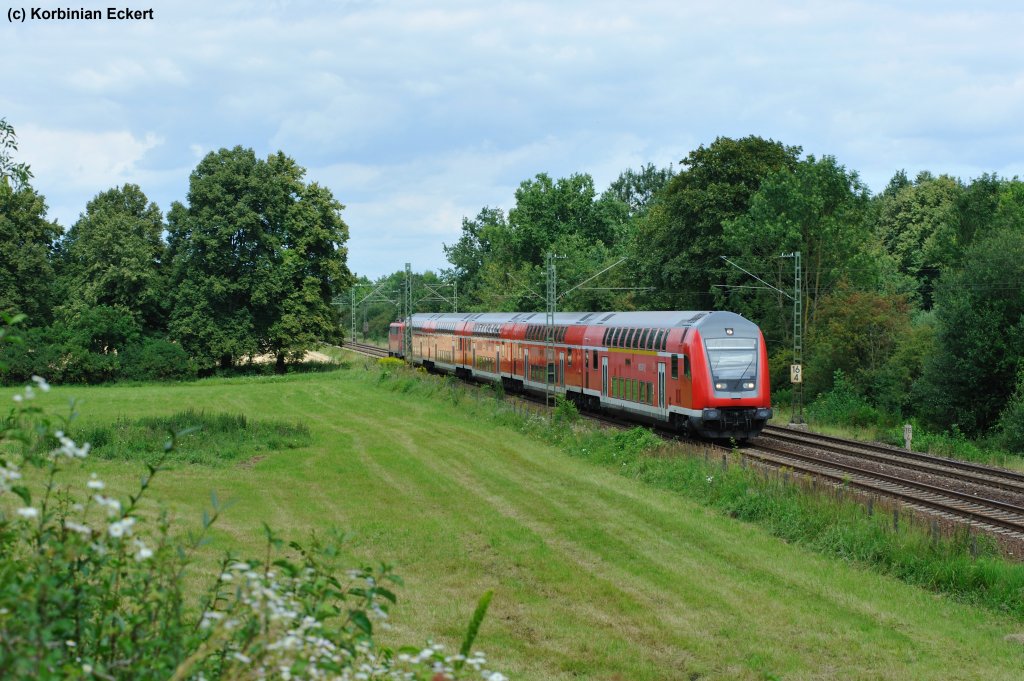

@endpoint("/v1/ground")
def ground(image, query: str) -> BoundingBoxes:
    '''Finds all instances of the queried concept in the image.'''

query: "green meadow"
[6,360,1024,680]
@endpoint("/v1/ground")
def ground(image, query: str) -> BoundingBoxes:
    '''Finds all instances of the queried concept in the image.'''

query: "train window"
[671,354,678,379]
[639,329,650,349]
[659,330,668,351]
[611,327,622,347]
[684,354,691,378]
[592,350,598,368]
[567,350,572,367]
[632,379,638,402]
[625,328,635,348]
[602,328,610,345]
[639,381,645,403]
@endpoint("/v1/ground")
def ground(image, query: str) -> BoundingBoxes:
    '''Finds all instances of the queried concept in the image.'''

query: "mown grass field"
[8,361,1024,680]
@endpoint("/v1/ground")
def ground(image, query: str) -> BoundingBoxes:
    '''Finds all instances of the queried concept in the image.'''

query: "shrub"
[377,357,405,370]
[806,369,882,427]
[118,338,195,382]
[998,368,1024,454]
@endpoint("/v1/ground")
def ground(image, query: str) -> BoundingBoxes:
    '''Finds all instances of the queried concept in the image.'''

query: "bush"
[118,338,195,382]
[806,369,883,428]
[998,368,1024,453]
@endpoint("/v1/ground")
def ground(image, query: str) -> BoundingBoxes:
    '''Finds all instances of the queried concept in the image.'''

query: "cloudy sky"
[4,1,1024,278]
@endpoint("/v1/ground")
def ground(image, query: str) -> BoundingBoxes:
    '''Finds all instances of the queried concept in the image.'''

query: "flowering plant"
[0,314,505,680]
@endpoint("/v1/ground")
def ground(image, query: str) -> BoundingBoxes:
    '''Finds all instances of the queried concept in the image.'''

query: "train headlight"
[743,381,755,390]
[715,382,726,390]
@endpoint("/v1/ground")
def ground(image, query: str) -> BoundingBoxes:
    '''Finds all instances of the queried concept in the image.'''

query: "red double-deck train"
[388,310,773,440]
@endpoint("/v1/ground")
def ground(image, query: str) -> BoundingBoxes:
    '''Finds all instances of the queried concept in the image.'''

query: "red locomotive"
[388,310,772,440]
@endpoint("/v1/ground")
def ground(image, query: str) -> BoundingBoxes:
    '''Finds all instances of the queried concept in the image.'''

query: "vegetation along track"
[340,343,1024,545]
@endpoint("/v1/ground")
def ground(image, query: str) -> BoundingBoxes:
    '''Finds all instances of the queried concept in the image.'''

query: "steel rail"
[746,442,1024,535]
[759,428,1024,496]
[762,425,1024,486]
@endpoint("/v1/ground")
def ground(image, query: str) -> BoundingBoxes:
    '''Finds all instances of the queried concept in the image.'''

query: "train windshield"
[705,337,757,380]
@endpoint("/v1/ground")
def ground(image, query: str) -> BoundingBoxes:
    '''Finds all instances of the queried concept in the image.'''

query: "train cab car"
[388,309,772,441]
[680,311,773,439]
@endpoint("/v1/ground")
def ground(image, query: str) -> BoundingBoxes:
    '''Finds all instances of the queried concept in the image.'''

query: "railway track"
[340,342,1024,545]
[761,425,1024,492]
[742,439,1024,539]
[341,341,389,358]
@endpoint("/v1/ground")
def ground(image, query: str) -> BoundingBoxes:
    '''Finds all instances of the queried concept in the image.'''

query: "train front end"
[688,312,772,440]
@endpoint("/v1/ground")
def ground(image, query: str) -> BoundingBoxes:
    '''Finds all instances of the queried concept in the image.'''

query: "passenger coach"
[389,310,772,440]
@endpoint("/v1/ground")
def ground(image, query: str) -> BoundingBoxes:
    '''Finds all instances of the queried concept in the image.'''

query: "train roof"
[410,310,756,330]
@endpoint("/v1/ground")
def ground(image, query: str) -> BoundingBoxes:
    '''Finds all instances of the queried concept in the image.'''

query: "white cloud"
[19,125,163,189]
[69,58,187,93]
[6,0,1024,272]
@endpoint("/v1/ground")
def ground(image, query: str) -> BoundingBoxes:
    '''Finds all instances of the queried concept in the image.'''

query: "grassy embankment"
[6,360,1024,680]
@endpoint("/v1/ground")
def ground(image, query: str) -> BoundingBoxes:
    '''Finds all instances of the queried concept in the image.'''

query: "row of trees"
[4,116,1024,449]
[1,121,352,380]
[354,136,1022,449]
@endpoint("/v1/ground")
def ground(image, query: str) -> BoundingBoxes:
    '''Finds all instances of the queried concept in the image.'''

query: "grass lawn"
[7,363,1024,680]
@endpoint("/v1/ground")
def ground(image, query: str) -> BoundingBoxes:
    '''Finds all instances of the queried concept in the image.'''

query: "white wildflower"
[706,475,714,483]
[0,462,21,482]
[31,375,50,392]
[133,538,153,561]
[82,663,93,674]
[231,651,252,664]
[23,385,35,400]
[64,520,92,537]
[54,432,90,459]
[93,495,121,516]
[486,673,508,681]
[65,640,77,648]
[107,516,135,538]
[12,394,22,403]
[16,507,39,519]
[86,474,105,490]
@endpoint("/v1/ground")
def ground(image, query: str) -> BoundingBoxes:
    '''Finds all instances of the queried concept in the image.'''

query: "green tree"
[602,163,674,218]
[632,136,801,309]
[57,184,167,332]
[264,181,353,371]
[505,172,616,265]
[168,147,351,371]
[446,172,626,311]
[915,227,1024,435]
[721,155,874,351]
[874,172,964,308]
[442,207,506,307]
[0,182,60,322]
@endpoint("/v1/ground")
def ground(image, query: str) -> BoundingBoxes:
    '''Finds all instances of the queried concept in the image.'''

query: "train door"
[559,352,565,386]
[472,344,476,372]
[658,362,666,411]
[496,348,501,376]
[601,356,608,395]
[524,349,529,381]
